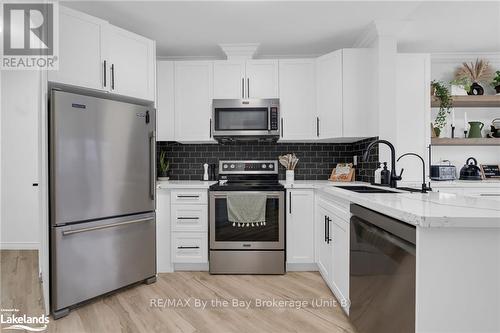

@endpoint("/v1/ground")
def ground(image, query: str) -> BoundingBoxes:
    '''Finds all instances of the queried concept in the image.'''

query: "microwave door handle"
[268,108,271,131]
[242,78,245,99]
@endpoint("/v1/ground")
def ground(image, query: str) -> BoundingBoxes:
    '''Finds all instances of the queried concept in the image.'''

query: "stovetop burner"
[209,160,284,192]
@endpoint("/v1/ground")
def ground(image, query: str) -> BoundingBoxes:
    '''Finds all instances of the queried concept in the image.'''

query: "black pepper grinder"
[380,162,390,186]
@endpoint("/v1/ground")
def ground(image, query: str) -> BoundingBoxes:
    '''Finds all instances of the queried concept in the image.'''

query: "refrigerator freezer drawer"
[51,213,156,312]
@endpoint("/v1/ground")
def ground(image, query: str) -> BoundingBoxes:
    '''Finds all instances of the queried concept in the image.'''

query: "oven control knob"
[268,164,274,169]
[223,164,228,169]
[230,164,235,169]
[262,164,267,169]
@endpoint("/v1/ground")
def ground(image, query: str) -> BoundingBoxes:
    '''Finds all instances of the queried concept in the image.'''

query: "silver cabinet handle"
[62,217,152,236]
[247,78,250,98]
[177,246,200,249]
[177,217,200,220]
[149,131,156,200]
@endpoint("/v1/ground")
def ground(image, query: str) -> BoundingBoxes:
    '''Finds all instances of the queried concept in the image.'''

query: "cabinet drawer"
[171,205,207,231]
[172,233,207,263]
[318,196,350,221]
[171,189,207,205]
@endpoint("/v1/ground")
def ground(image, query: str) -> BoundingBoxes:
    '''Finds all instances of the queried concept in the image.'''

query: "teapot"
[459,157,482,180]
[490,118,500,138]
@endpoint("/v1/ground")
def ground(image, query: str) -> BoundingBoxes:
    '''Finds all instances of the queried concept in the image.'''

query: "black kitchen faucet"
[363,139,402,188]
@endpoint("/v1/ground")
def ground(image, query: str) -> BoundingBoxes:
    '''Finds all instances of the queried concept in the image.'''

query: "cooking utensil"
[459,157,482,180]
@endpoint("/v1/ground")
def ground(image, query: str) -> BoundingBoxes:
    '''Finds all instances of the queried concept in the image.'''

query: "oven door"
[209,191,284,250]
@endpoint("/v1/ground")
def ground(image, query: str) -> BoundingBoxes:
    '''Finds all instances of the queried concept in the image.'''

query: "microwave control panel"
[270,107,279,131]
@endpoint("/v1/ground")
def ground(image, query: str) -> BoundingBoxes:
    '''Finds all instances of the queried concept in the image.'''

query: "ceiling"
[62,1,500,59]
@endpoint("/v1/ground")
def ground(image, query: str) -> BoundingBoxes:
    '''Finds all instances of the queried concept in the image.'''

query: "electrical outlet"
[353,155,358,166]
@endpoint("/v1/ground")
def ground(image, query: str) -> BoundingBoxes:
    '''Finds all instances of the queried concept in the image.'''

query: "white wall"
[430,53,500,169]
[0,71,41,249]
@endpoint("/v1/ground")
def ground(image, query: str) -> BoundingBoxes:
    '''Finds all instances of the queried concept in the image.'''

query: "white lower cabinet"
[286,190,315,265]
[156,189,172,272]
[316,204,333,282]
[169,188,209,266]
[172,232,208,263]
[316,195,350,312]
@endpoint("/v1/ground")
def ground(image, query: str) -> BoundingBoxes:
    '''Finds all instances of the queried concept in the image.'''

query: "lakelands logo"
[0,309,49,332]
[1,1,59,69]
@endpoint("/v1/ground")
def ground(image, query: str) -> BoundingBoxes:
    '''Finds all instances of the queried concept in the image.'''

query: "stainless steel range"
[209,160,285,274]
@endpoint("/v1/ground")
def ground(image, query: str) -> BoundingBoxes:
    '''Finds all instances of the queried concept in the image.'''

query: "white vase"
[286,170,295,183]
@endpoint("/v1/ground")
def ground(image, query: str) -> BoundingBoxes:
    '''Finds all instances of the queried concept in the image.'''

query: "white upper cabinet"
[213,59,279,99]
[316,49,375,140]
[48,6,105,90]
[49,6,155,101]
[245,60,279,99]
[342,49,376,138]
[286,190,315,264]
[157,61,175,141]
[213,60,246,99]
[174,61,214,142]
[279,59,316,141]
[102,25,156,101]
[316,50,343,139]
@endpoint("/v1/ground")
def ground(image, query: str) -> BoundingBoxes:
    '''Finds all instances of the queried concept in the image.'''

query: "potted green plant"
[491,70,500,95]
[158,151,170,181]
[431,80,453,137]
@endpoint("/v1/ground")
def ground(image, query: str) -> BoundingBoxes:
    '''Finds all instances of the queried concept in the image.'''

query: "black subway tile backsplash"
[157,137,379,182]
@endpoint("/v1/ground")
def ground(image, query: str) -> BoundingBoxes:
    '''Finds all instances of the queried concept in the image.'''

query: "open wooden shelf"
[431,95,500,108]
[431,138,500,146]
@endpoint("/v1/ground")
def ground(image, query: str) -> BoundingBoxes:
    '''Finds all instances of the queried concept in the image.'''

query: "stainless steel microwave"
[212,99,280,142]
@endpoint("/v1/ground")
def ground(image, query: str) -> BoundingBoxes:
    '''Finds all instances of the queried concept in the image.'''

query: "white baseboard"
[173,263,209,271]
[286,263,318,271]
[0,242,39,250]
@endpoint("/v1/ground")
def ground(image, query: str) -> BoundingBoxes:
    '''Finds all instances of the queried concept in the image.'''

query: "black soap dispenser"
[380,162,390,186]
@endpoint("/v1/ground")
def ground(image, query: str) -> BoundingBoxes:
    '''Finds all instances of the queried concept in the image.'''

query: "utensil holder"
[286,170,295,183]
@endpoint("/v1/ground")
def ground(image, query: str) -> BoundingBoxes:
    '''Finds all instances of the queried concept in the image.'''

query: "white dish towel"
[227,193,267,227]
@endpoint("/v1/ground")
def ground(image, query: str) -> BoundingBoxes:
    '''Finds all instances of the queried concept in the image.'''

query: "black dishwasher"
[349,204,416,333]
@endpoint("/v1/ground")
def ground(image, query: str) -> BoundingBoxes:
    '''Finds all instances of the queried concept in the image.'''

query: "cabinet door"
[343,49,376,138]
[316,206,332,281]
[286,190,314,264]
[213,60,246,99]
[156,189,172,272]
[103,24,155,101]
[331,215,349,306]
[316,50,342,139]
[48,6,104,90]
[174,61,214,142]
[245,60,279,98]
[279,59,316,141]
[157,61,175,141]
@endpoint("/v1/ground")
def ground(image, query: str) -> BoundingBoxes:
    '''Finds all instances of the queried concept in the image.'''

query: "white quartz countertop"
[282,180,500,228]
[431,179,500,188]
[157,180,216,189]
[157,179,500,228]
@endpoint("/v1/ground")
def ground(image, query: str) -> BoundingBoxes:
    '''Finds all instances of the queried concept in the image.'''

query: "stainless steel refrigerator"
[49,86,156,319]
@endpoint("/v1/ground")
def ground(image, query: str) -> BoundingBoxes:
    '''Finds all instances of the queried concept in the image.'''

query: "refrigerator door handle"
[62,217,152,236]
[149,130,156,200]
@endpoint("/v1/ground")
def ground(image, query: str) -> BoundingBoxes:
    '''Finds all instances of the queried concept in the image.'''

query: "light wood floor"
[1,250,356,333]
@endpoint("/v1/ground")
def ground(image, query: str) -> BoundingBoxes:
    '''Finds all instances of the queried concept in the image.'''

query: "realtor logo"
[1,2,58,69]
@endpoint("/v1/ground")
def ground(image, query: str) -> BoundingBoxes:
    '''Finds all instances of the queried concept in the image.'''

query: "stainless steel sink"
[334,185,400,193]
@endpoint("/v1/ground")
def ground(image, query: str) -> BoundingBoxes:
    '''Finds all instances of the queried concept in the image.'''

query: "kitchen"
[1,1,500,333]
